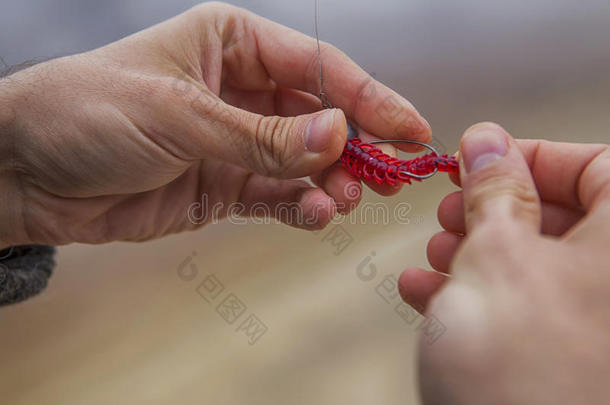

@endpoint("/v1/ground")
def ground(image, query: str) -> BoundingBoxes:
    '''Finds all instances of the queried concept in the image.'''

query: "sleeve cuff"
[0,245,56,306]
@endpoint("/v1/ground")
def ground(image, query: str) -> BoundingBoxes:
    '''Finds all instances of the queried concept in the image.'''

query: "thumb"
[202,103,347,179]
[459,122,541,234]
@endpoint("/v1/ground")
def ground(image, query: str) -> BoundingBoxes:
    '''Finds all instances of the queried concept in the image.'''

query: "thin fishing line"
[314,0,332,109]
[318,3,456,183]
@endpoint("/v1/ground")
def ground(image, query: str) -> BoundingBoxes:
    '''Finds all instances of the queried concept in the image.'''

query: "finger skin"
[540,202,585,236]
[0,2,434,248]
[459,123,541,234]
[516,140,608,210]
[427,231,463,274]
[398,268,448,314]
[187,4,431,189]
[220,86,322,117]
[237,174,336,230]
[564,146,610,246]
[184,100,348,179]
[437,191,465,234]
[249,9,432,144]
[438,191,584,237]
[410,133,598,312]
[274,88,323,117]
[451,139,609,210]
[222,85,391,206]
[310,164,362,215]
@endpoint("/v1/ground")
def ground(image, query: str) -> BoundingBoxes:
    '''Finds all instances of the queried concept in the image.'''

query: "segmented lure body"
[341,139,458,186]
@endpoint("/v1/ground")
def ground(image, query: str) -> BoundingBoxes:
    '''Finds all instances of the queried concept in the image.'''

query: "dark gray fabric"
[0,245,56,306]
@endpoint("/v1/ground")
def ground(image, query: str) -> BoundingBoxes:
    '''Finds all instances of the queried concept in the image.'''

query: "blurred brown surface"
[1,1,610,404]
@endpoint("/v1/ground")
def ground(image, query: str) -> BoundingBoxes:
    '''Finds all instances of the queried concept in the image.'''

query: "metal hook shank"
[368,139,440,180]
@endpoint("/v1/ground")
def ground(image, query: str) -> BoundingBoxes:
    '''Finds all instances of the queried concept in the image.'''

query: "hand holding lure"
[314,0,459,185]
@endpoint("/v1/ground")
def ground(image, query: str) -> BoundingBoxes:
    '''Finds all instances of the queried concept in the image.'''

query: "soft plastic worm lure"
[340,126,459,186]
[340,138,459,186]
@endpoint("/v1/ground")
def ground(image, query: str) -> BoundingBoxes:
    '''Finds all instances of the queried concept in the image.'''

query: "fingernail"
[461,124,508,173]
[305,109,336,153]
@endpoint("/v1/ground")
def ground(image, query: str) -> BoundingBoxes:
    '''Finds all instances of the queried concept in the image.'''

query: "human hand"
[398,123,610,404]
[0,2,430,248]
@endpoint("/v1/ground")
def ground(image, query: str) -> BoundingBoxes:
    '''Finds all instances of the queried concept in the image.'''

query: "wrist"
[0,76,28,248]
[0,77,18,159]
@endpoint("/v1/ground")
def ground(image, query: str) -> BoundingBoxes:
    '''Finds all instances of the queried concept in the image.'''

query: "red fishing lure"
[340,138,459,186]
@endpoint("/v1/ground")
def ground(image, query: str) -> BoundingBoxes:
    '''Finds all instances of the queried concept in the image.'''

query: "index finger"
[251,13,432,144]
[450,139,609,211]
[517,140,609,211]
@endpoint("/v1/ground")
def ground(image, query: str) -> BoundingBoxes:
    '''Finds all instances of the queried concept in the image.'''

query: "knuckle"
[191,1,234,14]
[352,76,371,117]
[188,2,247,27]
[466,174,540,225]
[459,227,531,281]
[469,219,521,248]
[321,42,342,58]
[305,41,341,93]
[186,1,252,41]
[252,115,295,177]
[583,145,610,204]
[469,121,504,133]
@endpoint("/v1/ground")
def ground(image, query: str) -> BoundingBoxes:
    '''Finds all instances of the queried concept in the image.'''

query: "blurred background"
[1,1,609,404]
